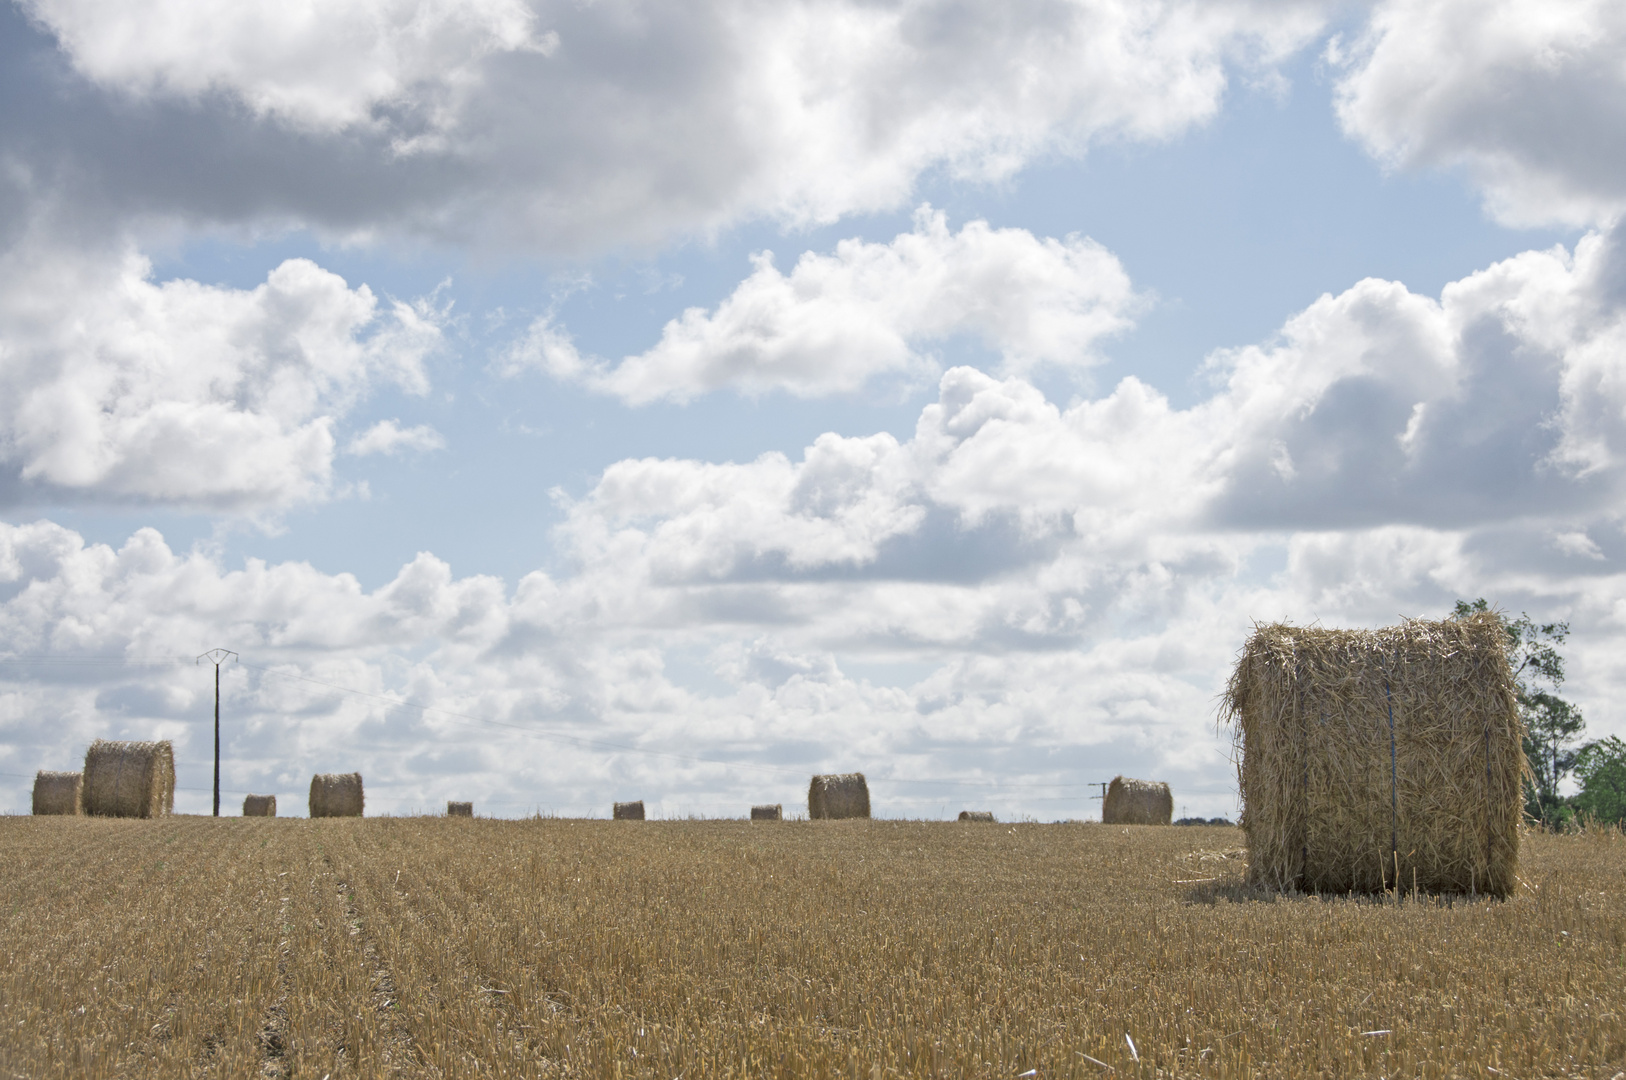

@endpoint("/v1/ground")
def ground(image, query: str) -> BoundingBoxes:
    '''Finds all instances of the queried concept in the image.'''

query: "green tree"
[1573,736,1626,826]
[1452,599,1586,826]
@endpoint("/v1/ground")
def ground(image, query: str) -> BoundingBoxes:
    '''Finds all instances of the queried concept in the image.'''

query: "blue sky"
[2,0,1624,818]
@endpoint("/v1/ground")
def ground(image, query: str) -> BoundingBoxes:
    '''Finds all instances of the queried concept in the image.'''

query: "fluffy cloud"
[1333,0,1626,227]
[345,420,446,457]
[6,0,1328,248]
[0,238,442,510]
[505,209,1140,401]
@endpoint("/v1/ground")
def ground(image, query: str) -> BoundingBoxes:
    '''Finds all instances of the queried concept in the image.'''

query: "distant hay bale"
[1102,777,1173,826]
[32,771,81,815]
[613,800,645,820]
[958,810,995,822]
[82,740,175,818]
[808,773,870,819]
[308,773,364,818]
[447,801,473,817]
[750,804,782,821]
[242,794,277,817]
[1221,614,1523,896]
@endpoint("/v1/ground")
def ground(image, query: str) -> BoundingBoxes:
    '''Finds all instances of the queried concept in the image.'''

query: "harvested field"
[0,818,1622,1079]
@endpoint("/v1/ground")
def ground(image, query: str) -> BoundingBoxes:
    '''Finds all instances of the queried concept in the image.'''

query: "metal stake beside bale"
[750,804,782,821]
[1102,777,1173,825]
[613,800,645,820]
[32,771,82,815]
[82,740,175,818]
[447,801,473,817]
[309,773,364,818]
[1221,614,1524,896]
[242,794,277,817]
[958,810,995,822]
[808,773,870,819]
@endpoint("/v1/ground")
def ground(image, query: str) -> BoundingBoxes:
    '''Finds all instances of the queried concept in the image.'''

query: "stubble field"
[2,816,1623,1079]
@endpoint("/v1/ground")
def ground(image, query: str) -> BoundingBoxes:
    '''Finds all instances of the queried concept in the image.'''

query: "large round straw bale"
[242,794,277,817]
[32,771,82,815]
[308,773,364,818]
[808,773,870,819]
[1102,776,1173,825]
[82,740,175,818]
[958,810,995,822]
[447,801,473,817]
[1221,614,1523,896]
[613,800,645,820]
[750,803,782,821]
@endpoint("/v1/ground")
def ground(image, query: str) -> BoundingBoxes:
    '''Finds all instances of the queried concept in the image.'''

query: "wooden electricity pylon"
[197,650,238,817]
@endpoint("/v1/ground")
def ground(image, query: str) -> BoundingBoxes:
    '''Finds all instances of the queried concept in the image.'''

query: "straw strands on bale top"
[447,801,473,817]
[309,773,364,818]
[32,771,81,815]
[1102,777,1173,825]
[751,804,782,821]
[1221,614,1524,896]
[82,740,175,818]
[809,773,870,819]
[958,810,995,822]
[614,800,645,820]
[242,794,277,817]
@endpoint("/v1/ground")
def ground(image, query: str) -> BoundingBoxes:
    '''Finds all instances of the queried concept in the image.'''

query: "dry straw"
[447,801,473,817]
[613,800,645,820]
[32,771,82,815]
[82,740,175,818]
[242,794,277,817]
[750,804,782,821]
[958,810,996,822]
[1220,614,1523,896]
[309,773,364,818]
[808,773,870,819]
[1102,777,1173,825]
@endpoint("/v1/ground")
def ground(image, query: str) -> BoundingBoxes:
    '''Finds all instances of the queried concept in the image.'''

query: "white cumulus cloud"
[345,420,446,457]
[1333,0,1626,227]
[505,209,1141,402]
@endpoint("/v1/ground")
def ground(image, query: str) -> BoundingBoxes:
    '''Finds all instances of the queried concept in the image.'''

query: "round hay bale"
[447,801,473,817]
[808,773,870,820]
[32,771,82,815]
[958,810,995,822]
[1102,776,1173,825]
[82,740,175,818]
[242,794,277,817]
[1221,614,1523,896]
[613,800,645,820]
[750,803,782,821]
[309,773,364,818]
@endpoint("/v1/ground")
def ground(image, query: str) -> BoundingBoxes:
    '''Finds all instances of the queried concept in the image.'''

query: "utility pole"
[197,650,238,817]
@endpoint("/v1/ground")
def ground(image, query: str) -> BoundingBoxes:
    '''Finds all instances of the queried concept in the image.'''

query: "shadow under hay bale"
[82,740,175,818]
[1221,614,1524,897]
[958,810,995,822]
[32,771,82,815]
[750,804,782,821]
[1102,776,1173,825]
[808,773,870,819]
[309,773,364,818]
[613,800,645,820]
[242,794,277,817]
[447,801,473,817]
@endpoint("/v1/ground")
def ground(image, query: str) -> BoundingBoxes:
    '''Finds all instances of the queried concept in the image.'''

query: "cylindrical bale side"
[309,773,364,818]
[82,740,175,818]
[613,800,645,820]
[242,794,277,817]
[750,804,782,821]
[1101,776,1173,825]
[447,801,473,817]
[32,771,82,815]
[958,810,996,822]
[808,773,870,819]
